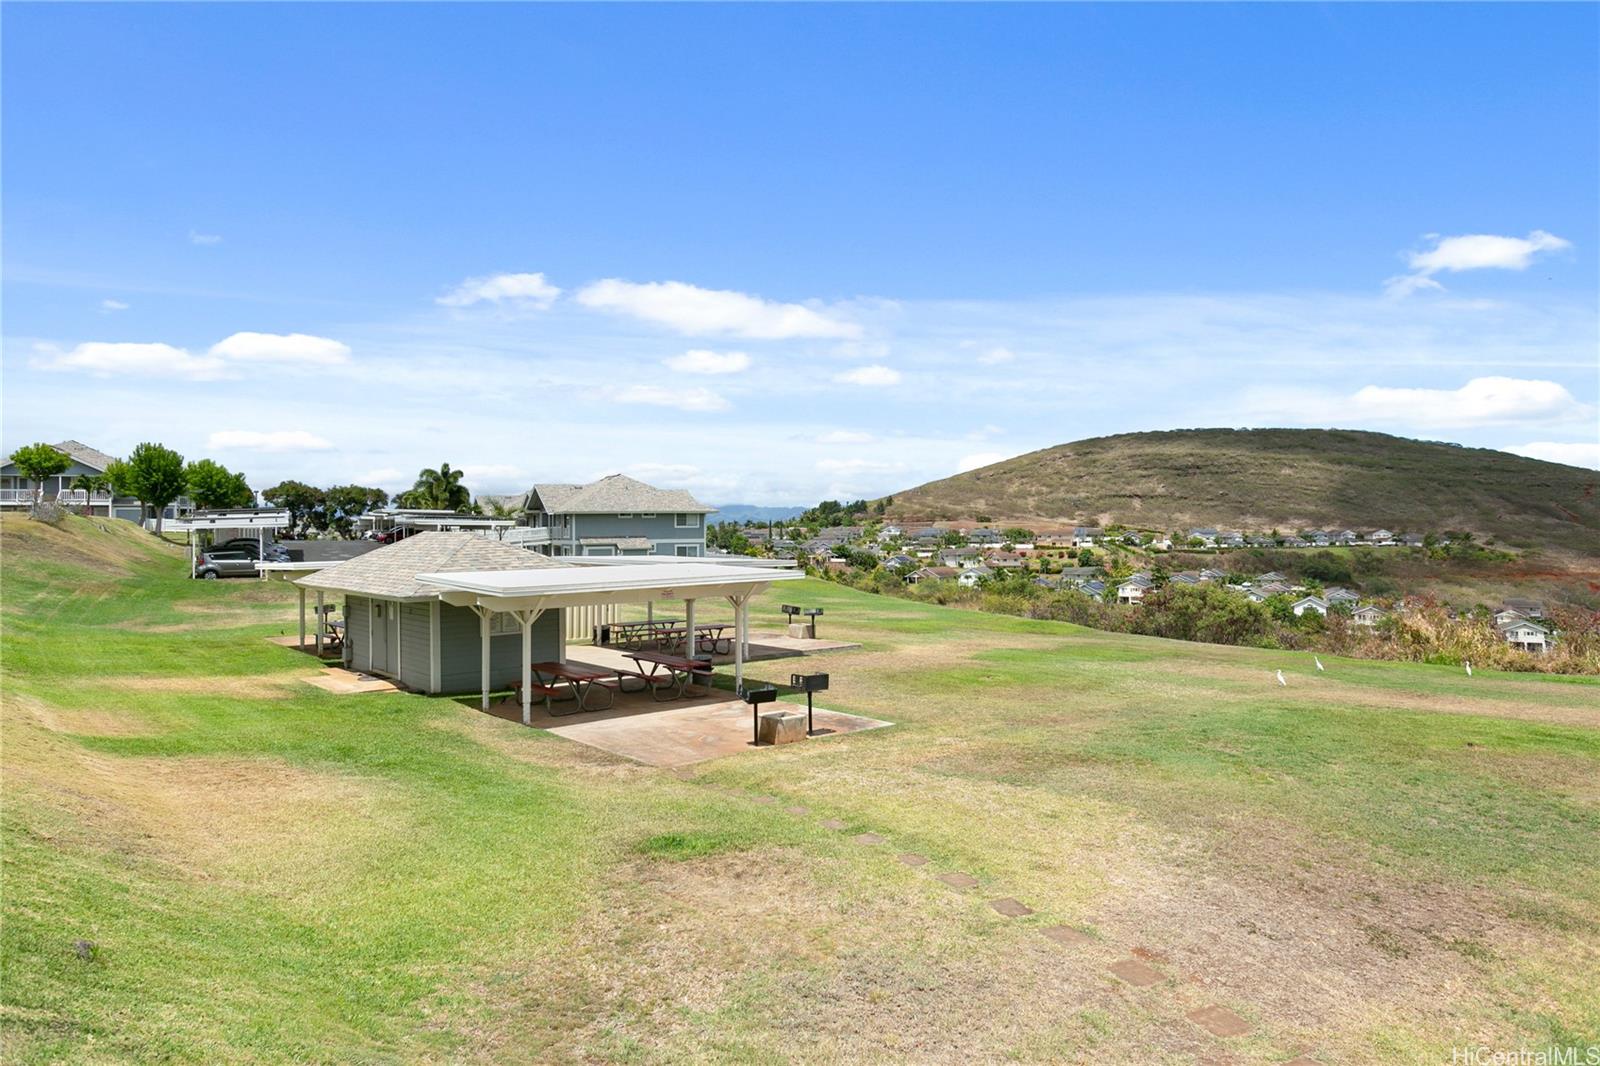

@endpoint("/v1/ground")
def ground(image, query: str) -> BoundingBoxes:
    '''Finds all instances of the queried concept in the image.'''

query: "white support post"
[557,611,567,663]
[729,594,746,693]
[520,612,534,726]
[646,599,653,625]
[315,591,325,654]
[189,533,196,579]
[684,598,696,659]
[298,586,307,650]
[479,607,491,711]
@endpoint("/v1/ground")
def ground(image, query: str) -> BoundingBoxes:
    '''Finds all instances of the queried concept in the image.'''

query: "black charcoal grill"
[790,672,829,735]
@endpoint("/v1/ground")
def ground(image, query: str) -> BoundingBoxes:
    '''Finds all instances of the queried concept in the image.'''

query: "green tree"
[403,463,471,511]
[185,459,255,509]
[115,443,187,535]
[323,484,390,537]
[8,442,71,503]
[262,480,327,537]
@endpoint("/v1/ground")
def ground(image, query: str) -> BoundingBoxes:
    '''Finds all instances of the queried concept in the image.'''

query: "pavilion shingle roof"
[296,532,566,599]
[531,474,713,515]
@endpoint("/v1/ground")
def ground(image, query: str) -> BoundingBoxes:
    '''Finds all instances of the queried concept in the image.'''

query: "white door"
[371,601,390,674]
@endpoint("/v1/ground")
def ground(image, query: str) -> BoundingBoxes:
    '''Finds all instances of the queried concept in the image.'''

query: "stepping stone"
[1131,945,1171,964]
[854,832,886,845]
[1042,925,1093,946]
[820,819,848,831]
[1187,1005,1250,1038]
[1108,958,1165,987]
[937,872,979,890]
[786,805,809,816]
[898,852,929,867]
[989,897,1033,917]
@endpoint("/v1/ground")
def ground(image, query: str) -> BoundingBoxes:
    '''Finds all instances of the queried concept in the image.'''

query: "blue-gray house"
[0,438,190,521]
[502,474,716,558]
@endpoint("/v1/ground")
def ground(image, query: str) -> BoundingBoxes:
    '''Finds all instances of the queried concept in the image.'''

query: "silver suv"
[195,550,258,579]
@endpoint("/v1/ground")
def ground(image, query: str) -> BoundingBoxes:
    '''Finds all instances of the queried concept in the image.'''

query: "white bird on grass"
[1276,669,1287,687]
[1465,660,1473,677]
[1314,656,1325,672]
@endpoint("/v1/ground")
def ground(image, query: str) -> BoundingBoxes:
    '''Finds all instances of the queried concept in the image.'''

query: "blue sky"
[4,3,1597,504]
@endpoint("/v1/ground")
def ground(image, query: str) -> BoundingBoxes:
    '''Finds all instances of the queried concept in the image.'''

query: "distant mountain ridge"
[711,504,808,524]
[880,428,1600,553]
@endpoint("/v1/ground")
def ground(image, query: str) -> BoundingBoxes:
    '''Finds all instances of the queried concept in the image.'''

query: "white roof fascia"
[417,562,802,611]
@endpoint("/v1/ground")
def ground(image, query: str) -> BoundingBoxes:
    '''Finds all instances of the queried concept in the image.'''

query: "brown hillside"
[883,429,1600,552]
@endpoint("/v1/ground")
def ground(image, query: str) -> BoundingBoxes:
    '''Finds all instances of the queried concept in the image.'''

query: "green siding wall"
[346,595,371,671]
[438,603,561,695]
[398,601,433,690]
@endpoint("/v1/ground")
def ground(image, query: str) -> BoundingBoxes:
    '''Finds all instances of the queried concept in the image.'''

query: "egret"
[1276,669,1287,687]
[1314,656,1325,672]
[1465,660,1473,677]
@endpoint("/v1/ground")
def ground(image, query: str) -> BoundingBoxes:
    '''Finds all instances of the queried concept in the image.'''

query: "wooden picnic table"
[530,660,615,715]
[620,650,716,702]
[603,619,732,656]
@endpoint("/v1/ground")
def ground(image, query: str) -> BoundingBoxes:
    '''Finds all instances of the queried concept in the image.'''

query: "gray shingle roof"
[4,439,119,472]
[296,532,565,599]
[578,536,654,550]
[530,474,713,515]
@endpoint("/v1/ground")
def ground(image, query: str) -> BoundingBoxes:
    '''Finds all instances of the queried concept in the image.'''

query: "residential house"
[503,474,715,557]
[1148,534,1173,550]
[1324,588,1360,607]
[1351,605,1387,627]
[911,527,945,543]
[1501,597,1546,619]
[1331,530,1358,546]
[1199,567,1227,582]
[1072,526,1103,548]
[1256,571,1287,584]
[906,566,958,585]
[1245,534,1276,548]
[967,528,1003,546]
[957,564,994,587]
[1077,578,1107,599]
[985,550,1026,569]
[1117,574,1154,604]
[1256,581,1292,597]
[1218,532,1245,549]
[1304,530,1331,547]
[1189,528,1219,546]
[1368,529,1396,546]
[1399,533,1425,548]
[1,439,192,521]
[883,553,917,570]
[1120,531,1143,546]
[1499,617,1551,654]
[1280,535,1310,548]
[938,546,980,568]
[1291,595,1329,617]
[1169,572,1203,586]
[1055,566,1101,581]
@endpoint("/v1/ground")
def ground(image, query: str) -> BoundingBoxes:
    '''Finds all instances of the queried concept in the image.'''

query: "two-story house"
[503,474,716,557]
[0,439,190,522]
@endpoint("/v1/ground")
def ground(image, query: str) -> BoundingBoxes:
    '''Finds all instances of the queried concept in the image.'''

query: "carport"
[416,561,805,725]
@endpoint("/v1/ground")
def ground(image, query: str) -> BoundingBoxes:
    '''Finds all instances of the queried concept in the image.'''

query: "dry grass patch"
[98,674,305,698]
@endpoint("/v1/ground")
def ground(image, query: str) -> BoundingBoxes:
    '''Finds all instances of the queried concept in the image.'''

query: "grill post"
[789,672,829,735]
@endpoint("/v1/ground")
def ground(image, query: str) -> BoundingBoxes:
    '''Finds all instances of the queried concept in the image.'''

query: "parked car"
[215,538,291,562]
[194,550,259,579]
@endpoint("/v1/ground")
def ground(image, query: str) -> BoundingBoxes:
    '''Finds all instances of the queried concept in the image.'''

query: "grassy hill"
[883,428,1600,552]
[4,514,1599,1061]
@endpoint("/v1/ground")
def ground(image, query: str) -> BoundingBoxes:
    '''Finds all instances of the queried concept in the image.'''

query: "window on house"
[675,544,699,557]
[639,513,655,518]
[675,513,698,528]
[616,513,632,519]
[489,613,520,635]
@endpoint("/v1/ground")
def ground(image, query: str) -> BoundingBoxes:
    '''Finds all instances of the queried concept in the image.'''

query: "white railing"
[0,489,35,504]
[53,490,115,505]
[502,526,555,546]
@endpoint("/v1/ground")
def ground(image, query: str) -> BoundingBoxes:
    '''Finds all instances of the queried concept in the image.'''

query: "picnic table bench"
[601,620,732,656]
[507,661,618,717]
[618,650,716,702]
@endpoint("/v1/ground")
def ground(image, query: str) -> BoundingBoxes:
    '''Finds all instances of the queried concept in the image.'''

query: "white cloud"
[1503,441,1600,470]
[957,451,1009,473]
[1386,230,1571,297]
[834,364,901,387]
[188,230,222,246]
[356,467,406,486]
[209,332,351,366]
[814,457,905,475]
[976,346,1015,365]
[207,430,333,452]
[575,278,861,339]
[99,299,130,312]
[664,349,751,374]
[610,384,729,412]
[437,272,561,311]
[1350,376,1589,428]
[817,429,875,445]
[35,341,225,380]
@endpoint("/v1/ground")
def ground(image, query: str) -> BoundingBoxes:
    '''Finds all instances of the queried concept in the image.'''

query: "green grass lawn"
[4,516,1597,1063]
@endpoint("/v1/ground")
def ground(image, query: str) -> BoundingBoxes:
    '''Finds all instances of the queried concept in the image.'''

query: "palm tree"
[71,473,109,512]
[407,463,471,511]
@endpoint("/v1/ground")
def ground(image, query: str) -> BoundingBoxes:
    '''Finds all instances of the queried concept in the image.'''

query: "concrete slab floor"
[475,683,890,767]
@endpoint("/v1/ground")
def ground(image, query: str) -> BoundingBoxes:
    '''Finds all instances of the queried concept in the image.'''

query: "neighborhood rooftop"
[527,474,716,515]
[296,532,564,600]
